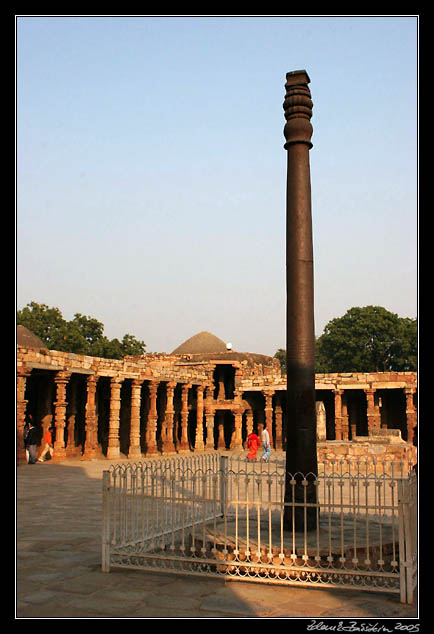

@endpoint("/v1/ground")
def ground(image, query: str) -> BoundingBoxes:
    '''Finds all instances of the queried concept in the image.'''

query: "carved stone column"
[217,412,226,449]
[129,379,143,459]
[107,377,123,460]
[230,408,244,450]
[245,408,254,437]
[283,69,318,531]
[341,393,349,440]
[216,368,225,401]
[53,371,71,461]
[40,381,54,440]
[263,390,275,447]
[83,375,99,459]
[162,381,177,454]
[178,383,191,453]
[365,388,380,433]
[274,393,283,450]
[333,389,343,440]
[145,380,159,456]
[194,385,205,451]
[204,384,215,450]
[16,366,31,463]
[257,408,265,438]
[316,401,327,441]
[405,387,417,444]
[66,378,78,457]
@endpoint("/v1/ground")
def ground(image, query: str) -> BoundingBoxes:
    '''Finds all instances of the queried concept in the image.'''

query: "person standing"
[261,424,271,462]
[24,421,38,465]
[23,416,31,463]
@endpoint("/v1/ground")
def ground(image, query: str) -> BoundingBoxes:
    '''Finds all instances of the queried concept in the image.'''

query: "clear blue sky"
[16,15,418,356]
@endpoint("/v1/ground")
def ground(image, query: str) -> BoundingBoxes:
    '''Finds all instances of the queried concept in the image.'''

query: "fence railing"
[102,452,417,604]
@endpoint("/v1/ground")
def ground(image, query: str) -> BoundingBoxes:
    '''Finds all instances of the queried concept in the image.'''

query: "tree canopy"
[17,302,146,359]
[275,306,417,374]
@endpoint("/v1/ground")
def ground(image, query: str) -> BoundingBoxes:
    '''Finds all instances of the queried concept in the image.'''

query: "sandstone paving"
[16,458,418,619]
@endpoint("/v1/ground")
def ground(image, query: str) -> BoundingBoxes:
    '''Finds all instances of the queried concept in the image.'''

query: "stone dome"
[171,331,229,355]
[171,331,278,368]
[17,325,48,349]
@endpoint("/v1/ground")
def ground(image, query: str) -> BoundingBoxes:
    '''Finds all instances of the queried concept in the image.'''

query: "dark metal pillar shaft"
[283,70,318,531]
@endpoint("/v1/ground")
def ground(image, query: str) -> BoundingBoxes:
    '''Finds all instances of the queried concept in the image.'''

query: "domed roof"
[171,331,228,355]
[17,325,48,349]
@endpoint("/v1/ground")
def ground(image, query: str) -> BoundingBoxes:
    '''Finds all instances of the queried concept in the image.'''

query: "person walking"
[247,431,260,461]
[261,424,271,462]
[24,421,38,465]
[38,427,54,462]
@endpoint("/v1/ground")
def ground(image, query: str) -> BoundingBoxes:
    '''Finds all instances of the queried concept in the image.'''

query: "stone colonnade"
[17,370,268,462]
[331,385,417,444]
[16,370,292,462]
[17,369,418,464]
[16,344,418,464]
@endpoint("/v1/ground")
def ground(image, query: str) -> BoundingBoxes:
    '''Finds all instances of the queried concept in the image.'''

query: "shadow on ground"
[16,459,418,619]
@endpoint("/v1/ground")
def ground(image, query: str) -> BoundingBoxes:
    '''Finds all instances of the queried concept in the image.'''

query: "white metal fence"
[102,452,417,603]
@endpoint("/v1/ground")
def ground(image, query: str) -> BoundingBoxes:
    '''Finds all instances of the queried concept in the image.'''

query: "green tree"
[274,348,287,374]
[119,334,147,357]
[275,306,417,374]
[17,302,146,360]
[17,301,69,350]
[71,313,105,347]
[315,306,417,372]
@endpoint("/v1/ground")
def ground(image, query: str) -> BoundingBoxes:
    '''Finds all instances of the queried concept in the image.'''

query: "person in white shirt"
[261,424,271,462]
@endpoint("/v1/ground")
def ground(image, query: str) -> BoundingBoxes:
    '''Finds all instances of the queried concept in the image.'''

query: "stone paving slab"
[16,457,419,620]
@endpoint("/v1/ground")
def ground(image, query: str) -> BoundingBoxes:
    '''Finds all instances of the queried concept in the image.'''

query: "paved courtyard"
[16,455,419,619]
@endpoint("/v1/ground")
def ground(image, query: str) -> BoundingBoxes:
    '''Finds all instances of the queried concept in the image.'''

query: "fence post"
[220,454,228,518]
[398,475,418,604]
[102,470,111,572]
[405,472,418,605]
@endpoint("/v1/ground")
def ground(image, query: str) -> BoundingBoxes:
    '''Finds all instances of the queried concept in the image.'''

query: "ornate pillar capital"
[283,70,313,149]
[17,365,32,379]
[54,370,72,386]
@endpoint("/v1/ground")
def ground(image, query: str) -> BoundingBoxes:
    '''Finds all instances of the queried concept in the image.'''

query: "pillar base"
[83,445,104,460]
[162,441,177,455]
[106,447,120,460]
[128,447,143,460]
[17,447,27,464]
[177,444,191,454]
[52,440,67,460]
